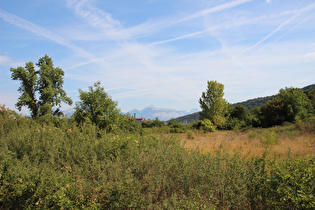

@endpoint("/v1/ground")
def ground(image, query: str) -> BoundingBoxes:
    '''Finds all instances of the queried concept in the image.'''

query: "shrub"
[186,131,195,139]
[248,131,258,139]
[192,119,216,132]
[168,119,186,133]
[260,130,279,149]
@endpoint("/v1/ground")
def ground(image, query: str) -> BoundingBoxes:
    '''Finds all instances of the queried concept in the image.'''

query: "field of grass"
[1,110,314,209]
[181,124,315,157]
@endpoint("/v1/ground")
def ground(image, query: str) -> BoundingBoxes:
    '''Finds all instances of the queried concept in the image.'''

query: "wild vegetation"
[1,56,314,209]
[1,105,314,209]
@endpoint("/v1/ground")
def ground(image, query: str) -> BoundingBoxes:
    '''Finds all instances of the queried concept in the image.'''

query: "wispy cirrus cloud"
[179,0,252,22]
[238,2,315,56]
[65,0,125,40]
[0,8,95,59]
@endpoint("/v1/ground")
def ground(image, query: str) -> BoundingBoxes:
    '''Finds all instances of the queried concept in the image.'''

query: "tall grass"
[0,107,314,209]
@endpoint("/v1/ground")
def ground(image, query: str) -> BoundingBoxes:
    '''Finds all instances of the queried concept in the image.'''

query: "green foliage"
[260,130,280,149]
[117,115,143,134]
[261,96,286,126]
[141,118,165,128]
[278,87,313,122]
[168,119,186,133]
[295,118,315,135]
[262,155,315,208]
[192,119,216,132]
[10,55,72,118]
[249,106,262,127]
[225,118,248,130]
[248,131,258,139]
[186,130,195,139]
[260,87,313,127]
[1,107,315,209]
[304,90,315,109]
[231,105,248,120]
[74,81,121,131]
[199,80,229,128]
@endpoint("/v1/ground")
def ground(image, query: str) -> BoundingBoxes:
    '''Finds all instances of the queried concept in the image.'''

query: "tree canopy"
[10,55,72,118]
[199,80,228,128]
[74,81,121,131]
[260,87,313,126]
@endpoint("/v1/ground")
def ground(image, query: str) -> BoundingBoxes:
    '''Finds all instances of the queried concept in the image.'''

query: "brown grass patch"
[180,129,315,157]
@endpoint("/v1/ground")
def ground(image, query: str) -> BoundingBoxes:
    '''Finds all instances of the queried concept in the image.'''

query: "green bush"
[192,119,216,132]
[260,129,280,149]
[186,131,195,139]
[168,119,186,133]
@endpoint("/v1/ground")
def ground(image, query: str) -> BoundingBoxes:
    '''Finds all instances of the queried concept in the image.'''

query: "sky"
[1,0,315,114]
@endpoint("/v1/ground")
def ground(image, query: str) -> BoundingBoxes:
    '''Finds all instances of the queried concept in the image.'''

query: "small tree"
[199,80,228,128]
[74,81,120,131]
[10,55,72,118]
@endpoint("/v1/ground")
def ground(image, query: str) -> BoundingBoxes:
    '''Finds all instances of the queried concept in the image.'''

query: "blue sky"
[1,0,315,114]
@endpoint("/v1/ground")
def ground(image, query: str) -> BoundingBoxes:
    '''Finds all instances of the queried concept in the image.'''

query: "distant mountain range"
[125,105,198,121]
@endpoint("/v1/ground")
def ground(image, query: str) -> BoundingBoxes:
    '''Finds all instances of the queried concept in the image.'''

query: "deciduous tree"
[10,55,72,118]
[231,105,248,121]
[261,87,313,126]
[74,81,120,131]
[199,80,228,128]
[277,87,313,122]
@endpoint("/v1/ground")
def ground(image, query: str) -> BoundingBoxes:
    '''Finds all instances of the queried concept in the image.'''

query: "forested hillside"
[302,84,315,91]
[175,84,315,123]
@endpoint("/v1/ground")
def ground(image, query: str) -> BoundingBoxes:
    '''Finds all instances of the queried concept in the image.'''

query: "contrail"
[239,2,315,55]
[179,0,253,22]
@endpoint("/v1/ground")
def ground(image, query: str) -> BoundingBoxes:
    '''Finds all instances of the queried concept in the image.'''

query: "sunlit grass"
[180,125,315,157]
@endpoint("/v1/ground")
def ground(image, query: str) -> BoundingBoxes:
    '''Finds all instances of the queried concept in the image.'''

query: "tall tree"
[10,55,72,118]
[74,81,120,131]
[36,55,72,116]
[199,80,228,128]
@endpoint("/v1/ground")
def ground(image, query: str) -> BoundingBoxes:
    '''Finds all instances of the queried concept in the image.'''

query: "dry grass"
[180,128,315,157]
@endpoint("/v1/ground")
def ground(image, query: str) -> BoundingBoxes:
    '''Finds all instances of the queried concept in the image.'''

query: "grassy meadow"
[0,106,314,209]
[181,123,315,157]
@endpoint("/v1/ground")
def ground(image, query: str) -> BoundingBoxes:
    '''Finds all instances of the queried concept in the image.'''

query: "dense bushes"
[192,119,216,132]
[1,107,314,209]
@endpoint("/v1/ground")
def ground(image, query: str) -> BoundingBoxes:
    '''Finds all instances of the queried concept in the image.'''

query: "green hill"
[175,84,315,123]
